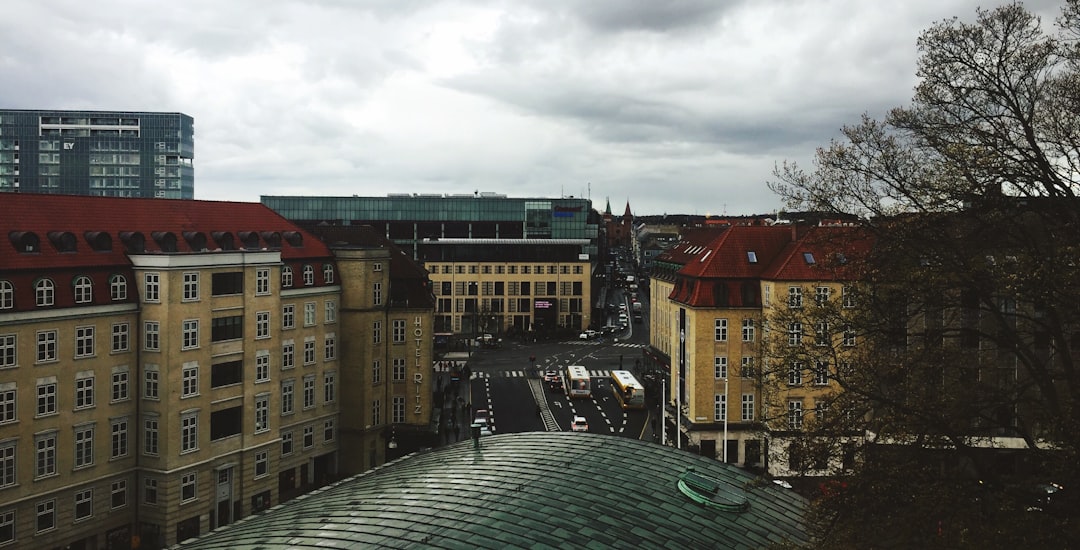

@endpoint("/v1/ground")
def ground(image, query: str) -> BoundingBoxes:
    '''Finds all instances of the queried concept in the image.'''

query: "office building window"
[741,356,755,378]
[714,356,727,379]
[36,279,55,307]
[256,311,270,339]
[282,304,295,329]
[143,321,159,351]
[788,401,803,430]
[814,361,830,385]
[75,326,95,358]
[742,319,755,342]
[714,393,726,422]
[788,286,803,308]
[180,412,198,453]
[74,425,94,468]
[714,319,727,342]
[111,368,129,402]
[143,416,159,456]
[255,351,270,382]
[256,268,270,295]
[75,373,95,409]
[35,432,57,478]
[143,365,159,400]
[281,379,294,415]
[788,322,802,346]
[181,363,198,397]
[181,472,197,502]
[143,272,159,302]
[37,330,57,363]
[788,362,803,386]
[182,272,199,301]
[111,418,128,458]
[742,394,755,421]
[36,378,57,417]
[181,319,199,350]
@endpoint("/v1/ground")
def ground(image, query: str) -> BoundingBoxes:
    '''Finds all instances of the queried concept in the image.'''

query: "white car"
[570,416,589,432]
[578,330,598,340]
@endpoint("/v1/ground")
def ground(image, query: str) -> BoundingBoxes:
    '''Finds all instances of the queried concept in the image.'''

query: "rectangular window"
[35,432,56,478]
[143,416,159,456]
[742,394,755,421]
[111,418,128,459]
[143,365,159,400]
[256,268,270,295]
[74,425,94,468]
[211,272,243,296]
[788,286,803,308]
[325,300,337,323]
[0,441,14,488]
[788,362,803,386]
[303,337,316,365]
[37,378,57,417]
[75,488,93,521]
[281,380,294,415]
[182,272,199,301]
[210,316,242,342]
[788,400,803,430]
[37,330,57,363]
[814,361,830,385]
[393,358,406,381]
[144,478,158,505]
[111,368,129,402]
[75,373,95,409]
[182,319,199,349]
[714,356,727,379]
[842,285,856,308]
[816,321,830,346]
[111,323,129,352]
[255,450,268,478]
[181,412,198,453]
[324,419,335,442]
[36,500,55,533]
[143,321,160,351]
[373,282,382,306]
[843,325,856,347]
[372,399,381,425]
[372,360,381,384]
[373,321,381,344]
[255,351,270,382]
[255,394,269,433]
[324,334,336,361]
[181,363,198,397]
[303,375,316,409]
[281,431,293,455]
[0,509,12,545]
[816,286,831,306]
[741,356,754,378]
[0,386,13,425]
[714,393,726,422]
[392,320,406,343]
[714,319,727,342]
[256,311,270,339]
[742,319,755,342]
[144,272,160,302]
[282,340,295,369]
[392,396,405,423]
[75,326,95,358]
[0,335,13,369]
[303,302,316,327]
[282,304,295,329]
[788,322,802,346]
[181,472,197,502]
[324,371,336,403]
[303,426,314,449]
[210,360,242,388]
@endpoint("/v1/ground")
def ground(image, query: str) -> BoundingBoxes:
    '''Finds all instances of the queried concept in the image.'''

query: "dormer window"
[74,276,93,304]
[302,265,314,286]
[747,251,757,264]
[9,231,40,253]
[36,279,55,307]
[110,275,127,301]
[0,281,13,309]
[323,264,334,284]
[281,266,293,288]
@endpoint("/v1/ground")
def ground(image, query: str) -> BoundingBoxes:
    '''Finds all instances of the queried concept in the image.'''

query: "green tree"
[769,2,1080,547]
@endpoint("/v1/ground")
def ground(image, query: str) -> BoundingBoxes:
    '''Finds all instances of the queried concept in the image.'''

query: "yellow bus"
[564,365,592,398]
[610,370,646,410]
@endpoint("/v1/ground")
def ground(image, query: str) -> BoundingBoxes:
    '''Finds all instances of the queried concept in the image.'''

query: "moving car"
[473,409,491,432]
[579,330,598,340]
[570,416,589,432]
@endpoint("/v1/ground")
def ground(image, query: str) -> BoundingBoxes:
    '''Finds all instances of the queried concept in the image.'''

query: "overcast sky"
[0,1,1066,216]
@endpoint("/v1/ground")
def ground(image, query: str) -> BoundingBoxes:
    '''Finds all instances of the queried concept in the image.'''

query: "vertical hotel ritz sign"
[413,316,425,415]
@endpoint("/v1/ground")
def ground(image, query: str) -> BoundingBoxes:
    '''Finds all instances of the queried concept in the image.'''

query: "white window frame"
[324,371,336,404]
[35,432,57,478]
[303,375,316,410]
[303,337,316,366]
[75,325,95,358]
[74,276,93,304]
[742,393,755,421]
[36,330,57,364]
[0,335,14,369]
[143,272,160,302]
[322,264,334,284]
[255,350,270,383]
[713,356,727,379]
[110,367,129,403]
[325,300,336,324]
[181,319,199,350]
[180,412,198,454]
[0,280,12,309]
[182,272,199,302]
[741,318,754,342]
[255,393,270,433]
[36,377,57,417]
[143,321,160,351]
[282,304,295,329]
[255,268,270,296]
[110,275,127,301]
[281,379,294,415]
[714,318,727,342]
[143,365,159,400]
[256,311,270,339]
[73,424,94,469]
[36,279,55,307]
[180,471,197,503]
[324,333,336,361]
[302,264,314,286]
[714,393,726,422]
[143,416,159,456]
[181,362,198,398]
[303,302,316,327]
[110,417,128,459]
[75,372,95,409]
[111,322,129,353]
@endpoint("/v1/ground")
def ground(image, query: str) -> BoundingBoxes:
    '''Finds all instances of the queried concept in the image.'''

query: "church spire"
[604,197,612,216]
[622,200,632,220]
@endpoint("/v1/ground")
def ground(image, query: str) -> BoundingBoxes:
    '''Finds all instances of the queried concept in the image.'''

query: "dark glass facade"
[0,110,194,198]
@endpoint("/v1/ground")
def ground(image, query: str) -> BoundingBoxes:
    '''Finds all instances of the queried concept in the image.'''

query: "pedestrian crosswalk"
[562,340,644,348]
[471,369,610,379]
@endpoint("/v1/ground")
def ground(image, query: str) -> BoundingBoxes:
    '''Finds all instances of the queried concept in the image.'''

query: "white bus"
[610,370,646,410]
[564,365,592,398]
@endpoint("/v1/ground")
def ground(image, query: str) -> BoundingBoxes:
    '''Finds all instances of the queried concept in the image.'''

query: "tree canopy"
[769,1,1080,546]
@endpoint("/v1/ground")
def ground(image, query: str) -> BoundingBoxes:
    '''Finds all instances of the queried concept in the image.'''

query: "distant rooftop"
[172,432,809,549]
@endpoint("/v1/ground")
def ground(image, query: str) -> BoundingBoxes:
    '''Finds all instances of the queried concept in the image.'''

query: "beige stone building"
[0,195,434,549]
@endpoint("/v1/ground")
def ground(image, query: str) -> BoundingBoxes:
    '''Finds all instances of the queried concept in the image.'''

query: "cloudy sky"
[1,0,1066,216]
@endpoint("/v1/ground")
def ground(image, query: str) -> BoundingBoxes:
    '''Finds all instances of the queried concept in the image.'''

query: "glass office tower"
[0,110,194,198]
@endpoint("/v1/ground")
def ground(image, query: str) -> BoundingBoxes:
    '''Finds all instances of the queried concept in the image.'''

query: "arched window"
[302,265,314,286]
[323,264,334,284]
[281,266,293,288]
[110,275,128,301]
[36,279,55,307]
[74,276,93,304]
[0,281,13,309]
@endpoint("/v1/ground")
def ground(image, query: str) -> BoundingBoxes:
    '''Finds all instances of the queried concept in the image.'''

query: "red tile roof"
[762,225,874,281]
[1,194,333,272]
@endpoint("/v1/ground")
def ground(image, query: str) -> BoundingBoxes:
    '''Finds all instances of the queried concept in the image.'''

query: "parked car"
[570,416,589,432]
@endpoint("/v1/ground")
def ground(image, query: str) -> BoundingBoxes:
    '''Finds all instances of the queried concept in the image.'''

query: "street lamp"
[388,428,398,450]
